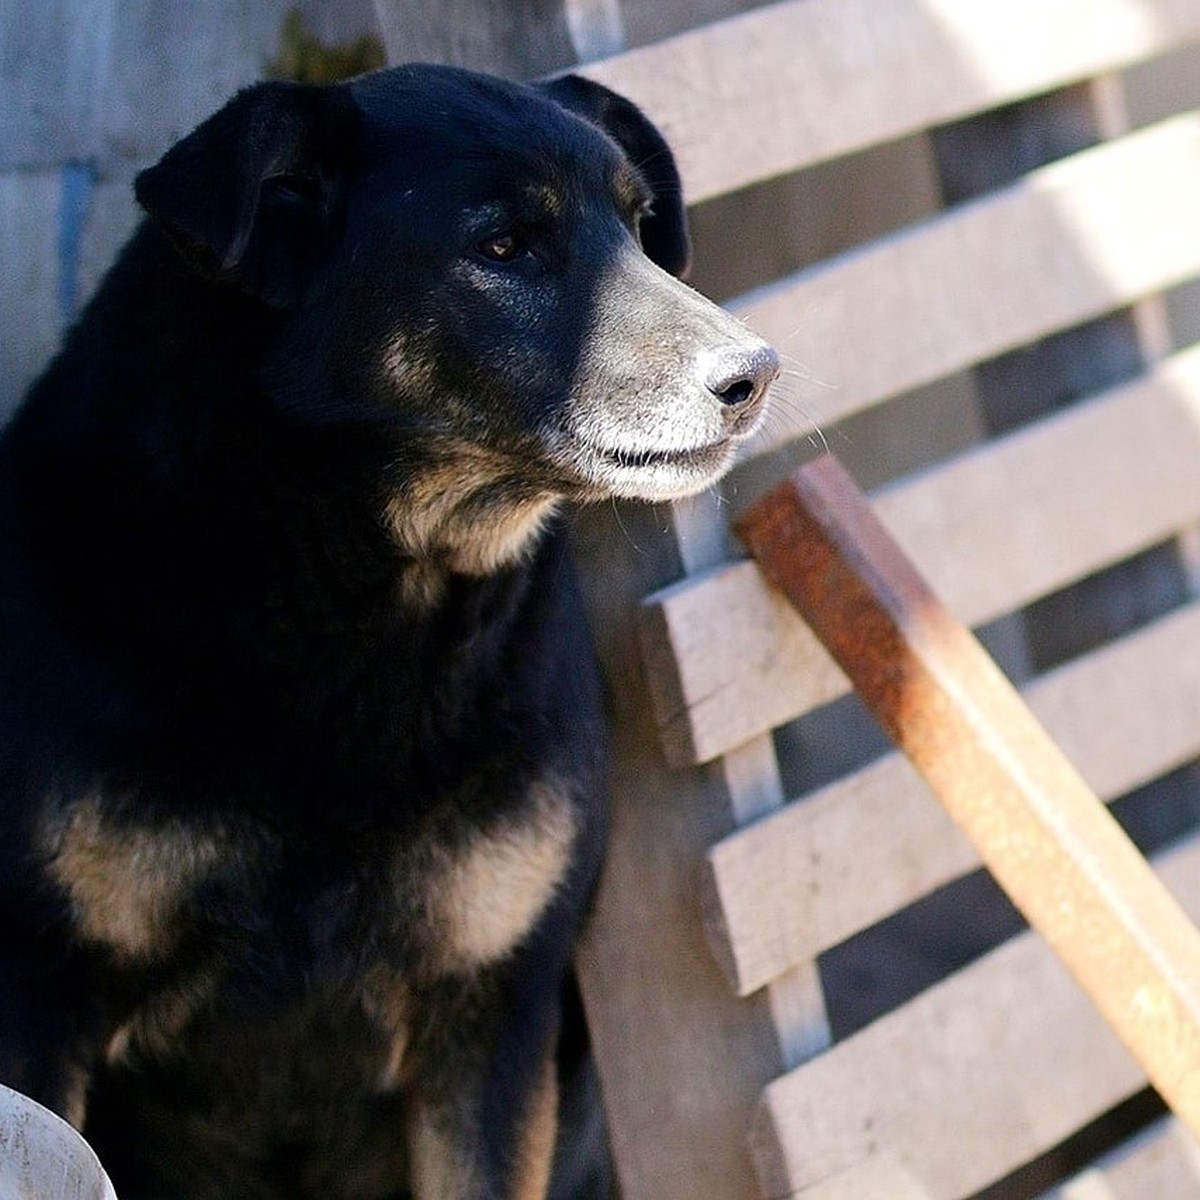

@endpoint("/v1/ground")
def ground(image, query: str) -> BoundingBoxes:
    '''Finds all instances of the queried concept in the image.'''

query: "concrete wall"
[0,0,380,417]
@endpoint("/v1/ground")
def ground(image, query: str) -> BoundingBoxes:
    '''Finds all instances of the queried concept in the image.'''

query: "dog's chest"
[44,778,578,1052]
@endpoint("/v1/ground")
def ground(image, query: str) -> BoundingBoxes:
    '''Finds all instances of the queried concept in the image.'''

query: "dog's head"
[136,66,776,570]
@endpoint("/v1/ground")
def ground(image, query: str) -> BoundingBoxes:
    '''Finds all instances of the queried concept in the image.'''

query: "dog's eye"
[262,173,326,209]
[476,232,526,263]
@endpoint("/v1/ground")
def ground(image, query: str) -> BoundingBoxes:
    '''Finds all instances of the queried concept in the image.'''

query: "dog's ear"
[536,75,691,278]
[135,81,361,307]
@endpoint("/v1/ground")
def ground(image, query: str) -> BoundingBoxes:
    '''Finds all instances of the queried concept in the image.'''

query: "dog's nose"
[705,344,780,409]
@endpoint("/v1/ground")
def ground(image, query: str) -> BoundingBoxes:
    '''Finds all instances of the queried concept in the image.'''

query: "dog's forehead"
[349,65,629,192]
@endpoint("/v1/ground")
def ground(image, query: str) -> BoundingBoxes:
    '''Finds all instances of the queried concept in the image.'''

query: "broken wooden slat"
[737,453,1200,1150]
[705,599,1200,997]
[582,0,1200,204]
[751,831,1200,1198]
[641,345,1200,766]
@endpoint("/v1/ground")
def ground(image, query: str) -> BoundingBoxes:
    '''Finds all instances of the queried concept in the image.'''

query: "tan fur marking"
[45,798,225,961]
[513,1056,558,1200]
[383,448,560,576]
[434,783,577,972]
[449,493,558,576]
[407,1102,485,1199]
[380,331,438,396]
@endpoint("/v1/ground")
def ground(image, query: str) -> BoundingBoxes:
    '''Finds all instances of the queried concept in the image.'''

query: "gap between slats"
[751,833,1200,1200]
[640,344,1200,766]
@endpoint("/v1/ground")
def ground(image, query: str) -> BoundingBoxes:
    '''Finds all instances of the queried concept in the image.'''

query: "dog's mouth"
[566,434,742,503]
[598,439,732,473]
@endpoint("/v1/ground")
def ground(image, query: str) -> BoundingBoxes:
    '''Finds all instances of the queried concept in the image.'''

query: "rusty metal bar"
[735,452,1200,1135]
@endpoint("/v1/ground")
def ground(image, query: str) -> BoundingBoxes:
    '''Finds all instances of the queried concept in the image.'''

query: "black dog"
[0,65,775,1198]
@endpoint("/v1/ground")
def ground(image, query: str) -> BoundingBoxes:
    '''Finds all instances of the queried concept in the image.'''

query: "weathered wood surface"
[739,454,1200,1186]
[570,503,784,1200]
[587,8,1200,1199]
[790,1155,935,1200]
[736,111,1200,451]
[581,0,1200,204]
[373,0,576,76]
[753,834,1200,1198]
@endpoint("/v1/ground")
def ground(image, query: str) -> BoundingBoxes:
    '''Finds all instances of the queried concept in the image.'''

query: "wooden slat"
[705,598,1200,996]
[751,834,1200,1199]
[676,461,834,1072]
[641,344,1200,765]
[582,0,1200,204]
[790,1156,933,1200]
[736,111,1200,446]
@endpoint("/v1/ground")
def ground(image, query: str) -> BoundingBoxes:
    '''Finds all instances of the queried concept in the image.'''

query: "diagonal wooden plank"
[737,453,1200,1158]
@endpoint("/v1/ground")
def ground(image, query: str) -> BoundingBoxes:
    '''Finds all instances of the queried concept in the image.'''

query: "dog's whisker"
[608,496,646,555]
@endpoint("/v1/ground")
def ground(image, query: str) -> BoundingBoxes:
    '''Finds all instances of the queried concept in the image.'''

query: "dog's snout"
[705,344,780,409]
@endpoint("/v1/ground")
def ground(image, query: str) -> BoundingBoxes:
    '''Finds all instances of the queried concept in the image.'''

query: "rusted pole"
[736,452,1200,1136]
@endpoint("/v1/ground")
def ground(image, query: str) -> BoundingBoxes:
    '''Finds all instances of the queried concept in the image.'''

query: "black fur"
[0,64,774,1198]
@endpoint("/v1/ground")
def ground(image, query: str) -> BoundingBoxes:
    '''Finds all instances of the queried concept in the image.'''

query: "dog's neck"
[384,487,562,581]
